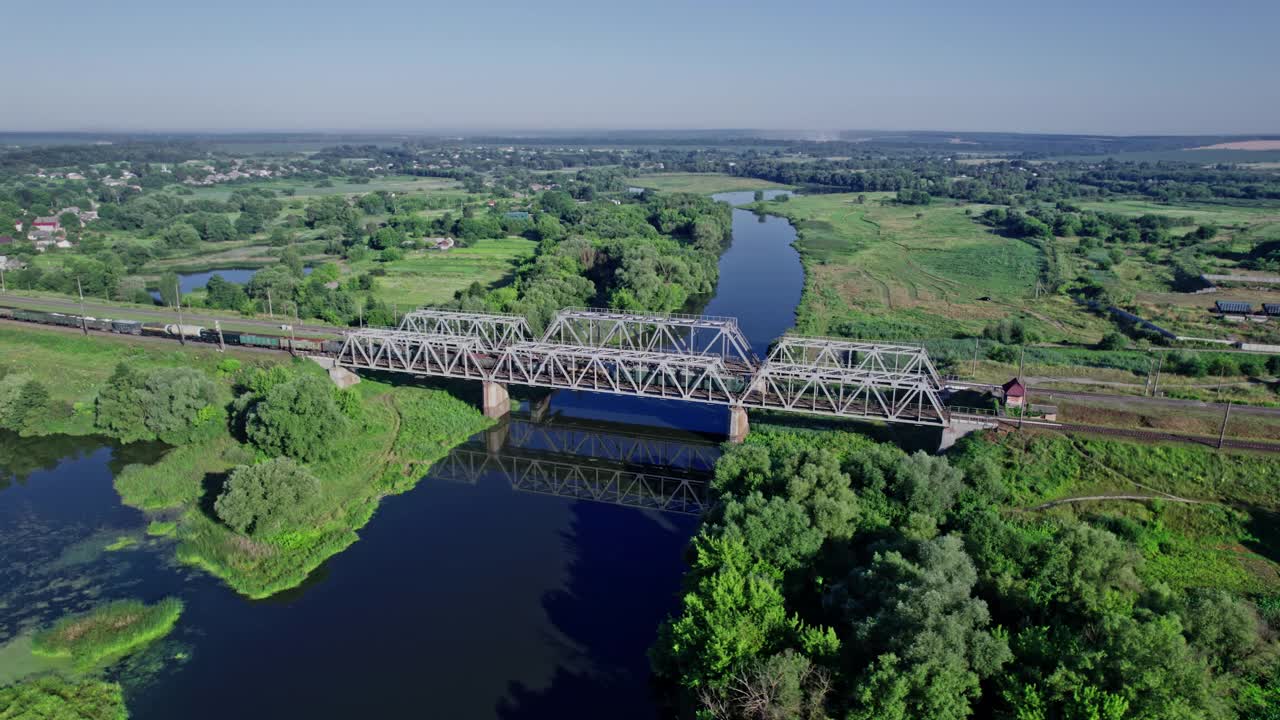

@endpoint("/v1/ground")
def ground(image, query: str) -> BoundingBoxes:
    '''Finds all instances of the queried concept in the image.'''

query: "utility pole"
[1,265,6,293]
[267,289,273,318]
[215,320,225,352]
[76,277,88,335]
[393,302,398,327]
[1217,400,1233,450]
[1016,345,1026,430]
[174,282,186,346]
[358,304,363,328]
[290,304,298,355]
[1150,353,1163,397]
[972,338,979,378]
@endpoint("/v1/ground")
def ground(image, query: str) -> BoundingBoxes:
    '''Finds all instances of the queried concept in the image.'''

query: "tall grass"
[31,598,183,669]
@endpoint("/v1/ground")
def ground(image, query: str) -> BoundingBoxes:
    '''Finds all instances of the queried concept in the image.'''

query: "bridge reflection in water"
[425,409,718,515]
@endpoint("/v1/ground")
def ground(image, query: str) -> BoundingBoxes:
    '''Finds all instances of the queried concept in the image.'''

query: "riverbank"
[0,324,492,598]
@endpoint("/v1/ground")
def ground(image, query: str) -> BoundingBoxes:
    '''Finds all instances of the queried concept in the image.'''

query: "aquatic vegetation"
[31,598,183,669]
[145,521,177,537]
[103,536,137,552]
[0,676,126,720]
[114,435,253,510]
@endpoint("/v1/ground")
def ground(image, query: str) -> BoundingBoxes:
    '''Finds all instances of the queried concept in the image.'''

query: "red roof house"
[1002,378,1027,407]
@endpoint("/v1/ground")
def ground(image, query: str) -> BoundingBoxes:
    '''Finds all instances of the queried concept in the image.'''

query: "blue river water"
[0,191,803,718]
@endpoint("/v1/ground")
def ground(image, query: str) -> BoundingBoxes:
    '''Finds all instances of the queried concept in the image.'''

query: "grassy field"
[0,325,277,436]
[959,432,1280,595]
[626,173,791,195]
[753,193,1110,342]
[346,237,536,307]
[183,174,461,201]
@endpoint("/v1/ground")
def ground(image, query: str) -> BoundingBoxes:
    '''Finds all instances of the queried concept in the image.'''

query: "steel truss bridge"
[336,307,953,436]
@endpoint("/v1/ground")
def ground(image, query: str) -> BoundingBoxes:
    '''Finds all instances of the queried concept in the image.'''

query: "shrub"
[214,458,321,538]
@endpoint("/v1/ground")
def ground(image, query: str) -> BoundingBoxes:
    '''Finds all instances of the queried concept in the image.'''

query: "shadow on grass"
[1243,506,1280,567]
[198,471,231,521]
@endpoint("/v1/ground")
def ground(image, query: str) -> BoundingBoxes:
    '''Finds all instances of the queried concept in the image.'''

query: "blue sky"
[4,0,1276,134]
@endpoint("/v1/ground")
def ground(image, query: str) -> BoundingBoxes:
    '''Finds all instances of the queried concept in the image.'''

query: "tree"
[653,535,794,691]
[134,367,220,444]
[839,535,1011,720]
[94,364,150,442]
[242,373,348,462]
[161,222,200,248]
[157,271,181,307]
[214,458,321,538]
[753,190,765,202]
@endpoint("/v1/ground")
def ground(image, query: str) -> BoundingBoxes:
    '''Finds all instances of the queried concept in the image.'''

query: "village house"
[32,216,60,233]
[427,237,455,251]
[1001,377,1027,409]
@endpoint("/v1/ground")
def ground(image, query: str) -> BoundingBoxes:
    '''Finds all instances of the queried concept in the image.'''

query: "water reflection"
[427,411,719,515]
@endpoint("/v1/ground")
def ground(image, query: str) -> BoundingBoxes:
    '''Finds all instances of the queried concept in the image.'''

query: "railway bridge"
[335,307,988,444]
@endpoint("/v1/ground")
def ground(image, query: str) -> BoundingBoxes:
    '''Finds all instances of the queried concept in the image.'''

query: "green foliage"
[31,598,183,669]
[239,371,348,462]
[95,363,221,445]
[662,426,1280,720]
[147,520,178,537]
[0,676,127,720]
[653,534,794,691]
[215,457,321,538]
[0,375,50,432]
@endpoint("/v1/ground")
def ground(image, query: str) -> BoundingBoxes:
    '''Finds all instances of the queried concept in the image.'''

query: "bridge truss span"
[398,309,530,350]
[542,307,759,370]
[493,342,745,404]
[337,328,490,380]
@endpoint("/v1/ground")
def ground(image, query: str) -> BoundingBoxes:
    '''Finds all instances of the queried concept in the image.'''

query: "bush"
[214,457,321,538]
[241,372,348,461]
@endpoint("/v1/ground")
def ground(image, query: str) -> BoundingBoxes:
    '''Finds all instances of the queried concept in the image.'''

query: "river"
[0,192,802,718]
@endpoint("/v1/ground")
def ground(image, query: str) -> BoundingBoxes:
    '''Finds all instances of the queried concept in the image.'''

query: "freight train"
[0,307,344,354]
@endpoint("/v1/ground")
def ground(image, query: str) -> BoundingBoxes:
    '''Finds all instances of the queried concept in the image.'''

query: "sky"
[4,0,1277,135]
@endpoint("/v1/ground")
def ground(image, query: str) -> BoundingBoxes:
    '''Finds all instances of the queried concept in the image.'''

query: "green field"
[755,193,1110,342]
[346,237,536,307]
[182,174,462,201]
[626,173,791,195]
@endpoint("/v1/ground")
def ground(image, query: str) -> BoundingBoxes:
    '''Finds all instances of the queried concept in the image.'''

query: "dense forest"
[653,427,1280,720]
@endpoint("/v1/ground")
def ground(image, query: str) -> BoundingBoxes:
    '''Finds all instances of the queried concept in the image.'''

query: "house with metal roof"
[1215,300,1253,315]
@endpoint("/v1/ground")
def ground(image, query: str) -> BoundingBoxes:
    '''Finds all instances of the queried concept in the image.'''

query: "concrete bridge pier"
[482,381,510,419]
[727,405,749,444]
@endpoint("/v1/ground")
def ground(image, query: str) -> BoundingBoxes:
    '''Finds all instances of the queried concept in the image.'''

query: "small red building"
[1002,378,1027,408]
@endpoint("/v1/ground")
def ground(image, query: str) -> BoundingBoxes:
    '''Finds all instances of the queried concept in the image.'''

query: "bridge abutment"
[937,419,991,453]
[727,405,749,444]
[482,381,510,419]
